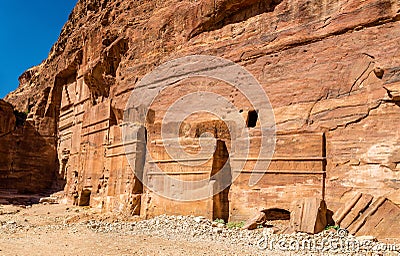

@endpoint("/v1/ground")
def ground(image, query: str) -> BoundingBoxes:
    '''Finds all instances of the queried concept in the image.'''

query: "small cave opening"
[246,110,258,128]
[263,208,291,221]
[13,110,27,127]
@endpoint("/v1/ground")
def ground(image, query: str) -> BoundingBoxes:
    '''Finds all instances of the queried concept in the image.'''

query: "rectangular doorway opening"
[79,189,92,206]
[211,140,232,222]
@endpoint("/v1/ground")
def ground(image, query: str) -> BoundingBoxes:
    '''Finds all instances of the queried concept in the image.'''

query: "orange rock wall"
[0,100,58,195]
[2,0,400,219]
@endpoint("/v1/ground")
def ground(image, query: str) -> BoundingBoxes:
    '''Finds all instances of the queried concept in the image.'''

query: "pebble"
[357,235,376,241]
[217,223,225,228]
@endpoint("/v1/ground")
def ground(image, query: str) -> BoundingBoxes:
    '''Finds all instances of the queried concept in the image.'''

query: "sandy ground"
[1,204,399,256]
[0,204,261,256]
[0,231,255,256]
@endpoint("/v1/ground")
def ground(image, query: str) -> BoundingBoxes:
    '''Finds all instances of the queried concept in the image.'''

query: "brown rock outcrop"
[334,193,400,241]
[243,211,267,230]
[290,198,327,234]
[0,100,60,199]
[1,0,400,225]
[0,100,16,136]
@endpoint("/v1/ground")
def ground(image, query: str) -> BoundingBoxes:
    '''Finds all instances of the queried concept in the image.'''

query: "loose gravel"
[1,205,399,256]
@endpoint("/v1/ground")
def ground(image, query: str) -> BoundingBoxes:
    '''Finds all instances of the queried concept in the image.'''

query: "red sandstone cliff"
[1,0,400,217]
[0,99,58,197]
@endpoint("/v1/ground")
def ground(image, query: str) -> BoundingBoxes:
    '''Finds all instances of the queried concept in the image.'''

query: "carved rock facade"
[2,0,400,220]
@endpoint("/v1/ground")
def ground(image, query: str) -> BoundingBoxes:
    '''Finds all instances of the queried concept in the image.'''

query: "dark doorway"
[263,208,291,221]
[128,126,147,215]
[132,126,146,195]
[79,189,92,206]
[247,110,258,128]
[211,140,232,222]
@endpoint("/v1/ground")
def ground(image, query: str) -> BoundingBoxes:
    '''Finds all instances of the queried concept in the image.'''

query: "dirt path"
[0,204,261,256]
[0,230,254,256]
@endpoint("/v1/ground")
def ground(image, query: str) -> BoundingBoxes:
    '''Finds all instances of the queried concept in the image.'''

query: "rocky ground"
[0,203,399,256]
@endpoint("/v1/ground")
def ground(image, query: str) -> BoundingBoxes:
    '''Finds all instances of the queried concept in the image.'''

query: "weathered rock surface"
[290,198,327,234]
[0,100,15,136]
[334,193,400,241]
[243,211,267,230]
[0,99,60,197]
[1,0,400,226]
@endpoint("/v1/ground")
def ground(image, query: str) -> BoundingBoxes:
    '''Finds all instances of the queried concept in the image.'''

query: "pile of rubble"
[84,215,266,248]
[81,215,399,255]
[1,204,399,255]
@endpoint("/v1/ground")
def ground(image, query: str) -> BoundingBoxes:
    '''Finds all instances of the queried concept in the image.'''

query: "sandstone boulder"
[290,198,327,234]
[242,211,267,230]
[334,194,400,241]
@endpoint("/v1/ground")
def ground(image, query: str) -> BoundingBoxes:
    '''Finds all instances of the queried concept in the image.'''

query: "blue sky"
[0,1,77,99]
